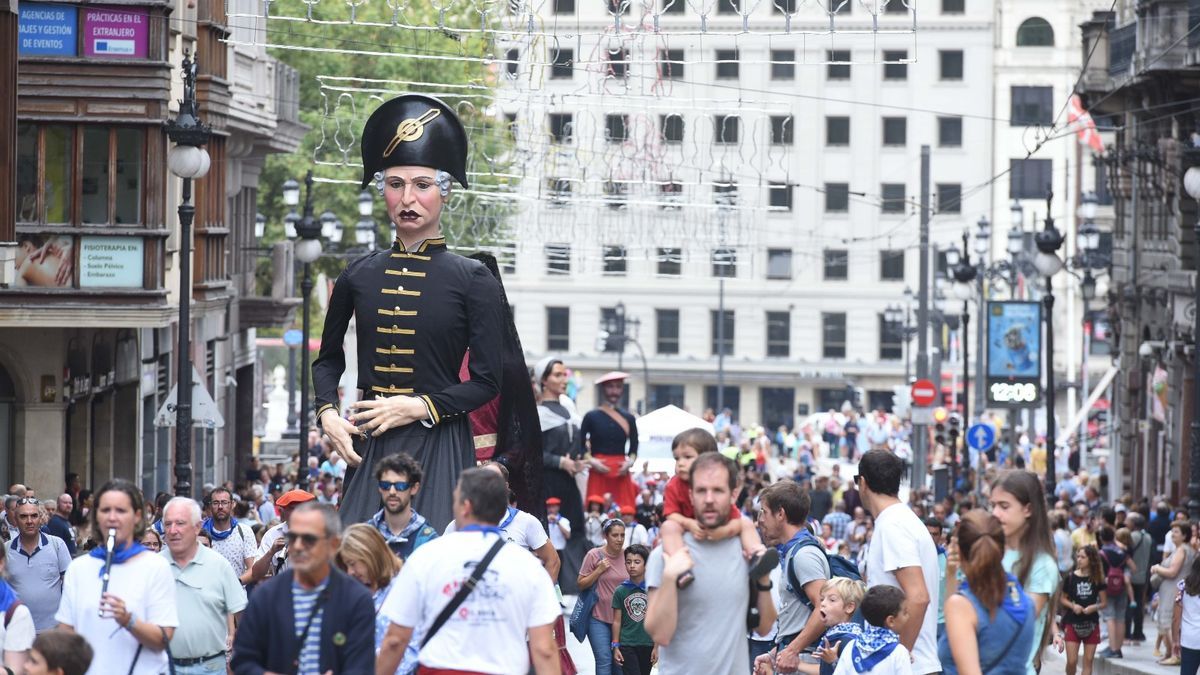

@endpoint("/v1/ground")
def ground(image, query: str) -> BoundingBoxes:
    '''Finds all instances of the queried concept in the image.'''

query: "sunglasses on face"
[285,531,325,547]
[378,481,411,493]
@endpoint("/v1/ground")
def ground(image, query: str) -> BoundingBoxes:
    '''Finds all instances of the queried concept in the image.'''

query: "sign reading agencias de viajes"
[79,236,143,288]
[17,3,78,56]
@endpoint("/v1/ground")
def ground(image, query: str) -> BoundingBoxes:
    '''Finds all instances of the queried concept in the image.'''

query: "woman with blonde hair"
[335,523,411,674]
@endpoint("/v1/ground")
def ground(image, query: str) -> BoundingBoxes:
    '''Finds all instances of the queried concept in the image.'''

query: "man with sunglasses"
[8,497,70,633]
[368,453,438,561]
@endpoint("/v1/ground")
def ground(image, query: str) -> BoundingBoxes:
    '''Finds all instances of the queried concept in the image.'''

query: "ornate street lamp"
[293,171,323,486]
[1181,165,1200,519]
[951,232,979,489]
[1032,188,1065,502]
[165,52,212,498]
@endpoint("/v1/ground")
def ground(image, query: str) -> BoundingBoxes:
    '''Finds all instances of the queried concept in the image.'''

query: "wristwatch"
[755,580,773,592]
[124,610,137,632]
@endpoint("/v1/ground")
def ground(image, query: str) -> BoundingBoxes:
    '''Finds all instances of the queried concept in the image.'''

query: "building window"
[824,249,848,280]
[505,49,519,76]
[881,183,906,214]
[551,48,573,78]
[760,387,796,431]
[775,0,798,12]
[711,310,735,356]
[883,0,906,12]
[651,384,685,408]
[714,115,740,144]
[937,183,962,213]
[17,124,74,224]
[554,0,575,12]
[1011,86,1053,126]
[879,314,903,360]
[663,0,685,12]
[767,248,793,279]
[604,180,629,209]
[883,50,907,80]
[827,49,851,80]
[547,307,570,350]
[826,116,850,146]
[659,49,684,78]
[548,113,573,142]
[938,116,962,147]
[713,180,737,206]
[661,114,685,143]
[770,116,794,145]
[882,117,907,146]
[602,245,627,275]
[547,177,571,205]
[1016,17,1054,46]
[1010,159,1052,199]
[545,243,571,274]
[942,0,964,13]
[715,49,739,79]
[606,114,629,142]
[606,0,631,13]
[939,50,963,80]
[771,50,795,79]
[712,247,736,277]
[656,309,680,354]
[1095,160,1113,205]
[880,249,905,280]
[607,49,629,78]
[717,0,740,12]
[822,313,847,358]
[768,183,794,211]
[766,311,790,357]
[824,183,849,212]
[657,247,682,275]
[704,386,741,418]
[660,182,684,210]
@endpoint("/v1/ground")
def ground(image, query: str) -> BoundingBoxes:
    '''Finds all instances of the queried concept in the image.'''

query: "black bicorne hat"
[359,94,469,190]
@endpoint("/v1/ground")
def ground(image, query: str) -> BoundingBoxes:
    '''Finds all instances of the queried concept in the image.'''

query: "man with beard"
[202,487,257,585]
[368,453,438,561]
[581,372,639,511]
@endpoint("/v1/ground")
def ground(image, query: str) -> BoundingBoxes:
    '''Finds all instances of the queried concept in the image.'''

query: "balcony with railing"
[1135,1,1189,72]
[1109,22,1136,77]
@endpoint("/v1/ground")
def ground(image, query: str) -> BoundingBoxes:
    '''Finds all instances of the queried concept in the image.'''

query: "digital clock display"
[988,381,1039,405]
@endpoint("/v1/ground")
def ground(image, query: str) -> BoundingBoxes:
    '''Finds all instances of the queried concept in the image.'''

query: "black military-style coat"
[311,236,505,425]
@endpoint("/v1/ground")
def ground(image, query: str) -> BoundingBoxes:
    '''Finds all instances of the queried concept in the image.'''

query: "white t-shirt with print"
[383,531,560,674]
[864,503,940,675]
[55,552,179,675]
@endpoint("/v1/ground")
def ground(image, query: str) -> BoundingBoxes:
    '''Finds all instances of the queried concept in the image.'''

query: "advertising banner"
[986,301,1042,407]
[18,4,77,56]
[83,6,148,58]
[79,236,143,288]
[15,235,74,288]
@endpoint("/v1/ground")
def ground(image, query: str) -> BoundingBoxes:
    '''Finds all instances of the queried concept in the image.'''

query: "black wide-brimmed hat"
[360,94,469,189]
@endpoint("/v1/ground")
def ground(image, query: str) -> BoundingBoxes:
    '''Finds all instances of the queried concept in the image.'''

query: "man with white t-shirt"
[856,449,939,675]
[376,467,560,675]
[444,462,560,579]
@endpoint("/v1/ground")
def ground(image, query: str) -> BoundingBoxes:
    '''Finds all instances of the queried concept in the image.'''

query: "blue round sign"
[966,423,996,451]
[283,329,303,347]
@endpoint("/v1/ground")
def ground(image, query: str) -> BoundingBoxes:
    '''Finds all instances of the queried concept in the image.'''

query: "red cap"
[620,505,635,515]
[275,489,316,513]
[586,494,605,505]
[546,497,562,506]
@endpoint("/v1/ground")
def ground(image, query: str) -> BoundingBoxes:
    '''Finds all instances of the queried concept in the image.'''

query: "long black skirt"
[338,417,474,532]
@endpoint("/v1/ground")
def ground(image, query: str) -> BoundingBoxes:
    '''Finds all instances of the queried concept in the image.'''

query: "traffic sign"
[911,379,937,407]
[283,329,303,347]
[966,423,996,451]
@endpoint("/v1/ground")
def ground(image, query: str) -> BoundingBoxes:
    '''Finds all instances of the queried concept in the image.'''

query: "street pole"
[717,277,725,413]
[299,262,313,465]
[915,145,931,488]
[975,273,986,418]
[165,52,211,498]
[286,347,298,434]
[1187,165,1200,520]
[1034,188,1065,503]
[961,303,969,488]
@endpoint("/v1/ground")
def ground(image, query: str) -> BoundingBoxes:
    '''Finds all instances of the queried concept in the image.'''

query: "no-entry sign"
[911,379,937,407]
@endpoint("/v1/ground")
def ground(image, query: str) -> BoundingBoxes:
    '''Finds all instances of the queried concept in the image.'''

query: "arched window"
[1016,17,1054,46]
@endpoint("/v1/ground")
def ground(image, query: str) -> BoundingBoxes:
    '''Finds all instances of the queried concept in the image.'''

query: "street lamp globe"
[358,190,374,217]
[330,218,344,245]
[884,304,903,324]
[944,245,961,268]
[254,212,266,239]
[1033,251,1064,277]
[319,211,337,240]
[282,178,301,207]
[903,285,914,304]
[1010,199,1024,229]
[284,212,298,239]
[167,144,211,179]
[356,218,377,248]
[1077,221,1101,256]
[1081,271,1097,302]
[1007,226,1024,256]
[1184,166,1200,201]
[295,237,322,263]
[974,216,990,255]
[1080,191,1099,221]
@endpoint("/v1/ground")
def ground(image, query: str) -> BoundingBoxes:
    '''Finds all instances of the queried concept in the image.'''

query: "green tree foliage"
[256,0,517,318]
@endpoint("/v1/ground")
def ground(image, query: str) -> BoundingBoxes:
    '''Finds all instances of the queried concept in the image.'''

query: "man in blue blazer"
[232,502,375,674]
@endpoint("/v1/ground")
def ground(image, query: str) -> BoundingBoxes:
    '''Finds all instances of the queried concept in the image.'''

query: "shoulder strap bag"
[421,538,505,648]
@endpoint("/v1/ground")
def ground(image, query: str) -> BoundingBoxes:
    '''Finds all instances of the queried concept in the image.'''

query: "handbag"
[554,615,578,675]
[1073,621,1096,639]
[568,585,598,642]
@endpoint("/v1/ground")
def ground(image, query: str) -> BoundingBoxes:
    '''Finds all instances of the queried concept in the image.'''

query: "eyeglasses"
[15,498,38,506]
[210,500,232,507]
[851,474,861,485]
[377,480,411,493]
[285,531,325,547]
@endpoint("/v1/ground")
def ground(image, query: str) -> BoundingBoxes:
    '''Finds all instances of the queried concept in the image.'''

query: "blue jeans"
[172,655,227,675]
[1183,646,1200,675]
[588,615,614,675]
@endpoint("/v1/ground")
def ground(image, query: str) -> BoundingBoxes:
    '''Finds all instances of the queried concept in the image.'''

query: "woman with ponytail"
[939,510,1035,675]
[990,471,1060,675]
[1060,545,1105,675]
